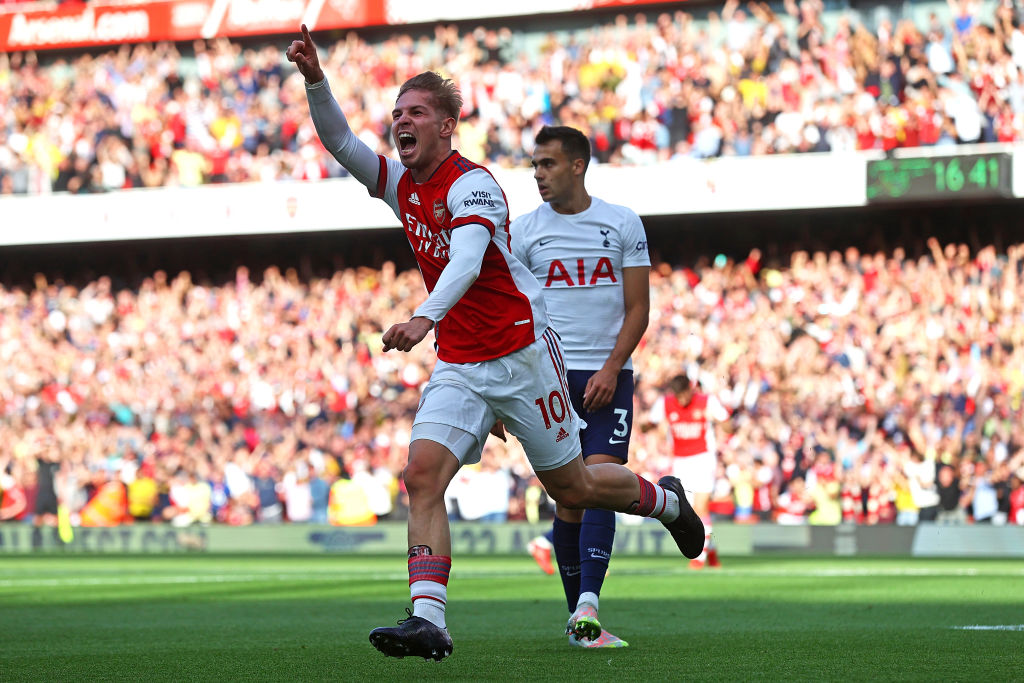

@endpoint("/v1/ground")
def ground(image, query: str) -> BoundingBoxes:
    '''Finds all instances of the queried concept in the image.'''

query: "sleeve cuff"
[304,77,331,100]
[411,310,437,323]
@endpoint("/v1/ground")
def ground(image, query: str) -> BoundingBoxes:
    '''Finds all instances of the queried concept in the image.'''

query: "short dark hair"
[397,72,463,123]
[669,374,692,395]
[535,125,591,171]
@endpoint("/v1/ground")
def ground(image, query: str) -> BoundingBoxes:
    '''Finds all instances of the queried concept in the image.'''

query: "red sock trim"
[411,594,447,605]
[634,474,657,517]
[655,491,667,518]
[408,555,452,586]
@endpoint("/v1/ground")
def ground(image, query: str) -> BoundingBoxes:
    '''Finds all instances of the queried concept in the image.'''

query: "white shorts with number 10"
[412,328,583,471]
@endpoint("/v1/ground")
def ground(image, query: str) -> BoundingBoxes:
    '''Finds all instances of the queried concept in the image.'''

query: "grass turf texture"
[1,555,1021,681]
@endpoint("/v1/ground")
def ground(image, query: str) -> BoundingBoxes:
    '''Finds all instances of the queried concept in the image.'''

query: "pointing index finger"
[301,23,312,44]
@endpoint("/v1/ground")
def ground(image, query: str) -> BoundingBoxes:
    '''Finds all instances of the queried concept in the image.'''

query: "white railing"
[1,144,1021,246]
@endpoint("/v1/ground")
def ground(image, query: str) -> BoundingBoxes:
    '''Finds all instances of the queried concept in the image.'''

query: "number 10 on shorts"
[535,390,567,429]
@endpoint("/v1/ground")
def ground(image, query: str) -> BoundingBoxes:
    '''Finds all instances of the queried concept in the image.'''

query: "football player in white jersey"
[288,29,703,662]
[511,126,650,649]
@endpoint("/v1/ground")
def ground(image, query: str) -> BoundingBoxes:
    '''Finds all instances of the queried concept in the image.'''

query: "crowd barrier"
[2,143,1022,247]
[3,522,1022,557]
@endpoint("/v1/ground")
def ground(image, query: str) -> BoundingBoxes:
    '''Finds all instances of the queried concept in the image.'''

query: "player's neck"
[407,149,454,184]
[548,190,591,215]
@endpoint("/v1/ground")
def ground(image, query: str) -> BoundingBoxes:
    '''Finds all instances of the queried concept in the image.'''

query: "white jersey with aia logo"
[510,197,650,371]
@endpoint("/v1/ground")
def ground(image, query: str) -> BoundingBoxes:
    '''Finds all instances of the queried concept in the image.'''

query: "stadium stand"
[1,0,1023,194]
[0,0,1023,530]
[1,233,1023,527]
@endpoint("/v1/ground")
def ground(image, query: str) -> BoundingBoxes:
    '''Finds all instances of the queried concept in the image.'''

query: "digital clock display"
[866,152,1013,202]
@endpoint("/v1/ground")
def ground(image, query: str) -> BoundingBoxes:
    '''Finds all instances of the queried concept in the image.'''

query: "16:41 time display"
[866,152,1013,202]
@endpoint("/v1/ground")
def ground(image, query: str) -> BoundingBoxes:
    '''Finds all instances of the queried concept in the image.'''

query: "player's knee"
[547,482,589,510]
[403,459,444,500]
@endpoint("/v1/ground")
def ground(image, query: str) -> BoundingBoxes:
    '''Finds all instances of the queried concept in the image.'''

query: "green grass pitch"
[1,554,1021,681]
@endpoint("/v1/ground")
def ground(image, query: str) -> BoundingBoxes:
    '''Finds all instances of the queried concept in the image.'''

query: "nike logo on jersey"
[538,238,555,246]
[409,192,421,205]
[608,438,626,444]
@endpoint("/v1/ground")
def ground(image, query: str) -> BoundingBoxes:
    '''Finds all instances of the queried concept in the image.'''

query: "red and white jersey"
[775,489,812,524]
[372,151,550,363]
[650,392,729,457]
[510,197,649,370]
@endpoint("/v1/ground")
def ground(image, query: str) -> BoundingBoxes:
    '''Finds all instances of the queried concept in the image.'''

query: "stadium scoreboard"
[866,151,1013,202]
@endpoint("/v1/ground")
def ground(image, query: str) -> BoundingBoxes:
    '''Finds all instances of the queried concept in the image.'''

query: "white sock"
[411,580,447,629]
[657,489,681,523]
[577,592,599,612]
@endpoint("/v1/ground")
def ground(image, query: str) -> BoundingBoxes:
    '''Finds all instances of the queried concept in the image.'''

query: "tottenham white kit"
[510,197,650,371]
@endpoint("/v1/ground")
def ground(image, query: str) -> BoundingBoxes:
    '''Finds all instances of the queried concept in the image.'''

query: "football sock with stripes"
[552,516,582,613]
[631,474,680,522]
[578,508,615,600]
[409,553,451,629]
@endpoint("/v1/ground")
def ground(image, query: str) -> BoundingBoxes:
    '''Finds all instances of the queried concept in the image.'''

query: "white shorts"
[671,451,716,497]
[413,329,583,472]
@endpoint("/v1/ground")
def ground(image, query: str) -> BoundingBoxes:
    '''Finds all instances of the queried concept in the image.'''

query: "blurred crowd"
[1,237,1023,529]
[3,0,1024,194]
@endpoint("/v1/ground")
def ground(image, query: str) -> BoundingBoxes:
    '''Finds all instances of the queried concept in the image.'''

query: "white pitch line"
[952,625,1024,631]
[1,566,1022,588]
[693,568,1024,578]
[0,573,407,588]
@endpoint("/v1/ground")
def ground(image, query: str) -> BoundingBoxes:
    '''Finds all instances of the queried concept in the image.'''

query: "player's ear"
[440,116,457,139]
[573,157,586,176]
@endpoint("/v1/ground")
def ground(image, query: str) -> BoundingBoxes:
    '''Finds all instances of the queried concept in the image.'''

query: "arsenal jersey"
[372,151,550,363]
[652,392,728,457]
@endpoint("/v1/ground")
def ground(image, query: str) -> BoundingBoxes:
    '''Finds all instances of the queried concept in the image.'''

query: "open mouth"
[397,131,417,155]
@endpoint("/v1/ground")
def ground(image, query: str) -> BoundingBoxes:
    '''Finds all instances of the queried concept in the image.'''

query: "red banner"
[587,0,687,6]
[0,0,686,52]
[1,3,177,51]
[0,0,388,52]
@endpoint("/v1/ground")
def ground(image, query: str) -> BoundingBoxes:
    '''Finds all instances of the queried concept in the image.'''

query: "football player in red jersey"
[650,373,731,569]
[287,26,704,661]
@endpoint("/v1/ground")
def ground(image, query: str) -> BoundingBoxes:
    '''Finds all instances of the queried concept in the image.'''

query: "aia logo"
[544,257,617,287]
[433,199,446,222]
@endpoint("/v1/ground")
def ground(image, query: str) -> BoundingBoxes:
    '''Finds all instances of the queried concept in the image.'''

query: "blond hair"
[397,72,463,123]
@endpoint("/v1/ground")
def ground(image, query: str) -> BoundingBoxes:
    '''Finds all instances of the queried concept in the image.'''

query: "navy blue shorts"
[565,369,634,462]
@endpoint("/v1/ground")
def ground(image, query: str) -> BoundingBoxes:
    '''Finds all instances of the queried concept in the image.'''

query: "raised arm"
[286,24,380,190]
